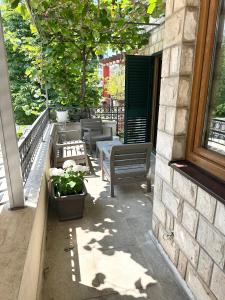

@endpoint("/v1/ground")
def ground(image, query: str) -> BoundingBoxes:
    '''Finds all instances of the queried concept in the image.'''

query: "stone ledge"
[0,124,52,300]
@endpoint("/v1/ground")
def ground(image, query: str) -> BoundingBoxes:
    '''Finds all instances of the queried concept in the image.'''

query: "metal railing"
[92,105,125,135]
[18,108,49,183]
[209,118,225,146]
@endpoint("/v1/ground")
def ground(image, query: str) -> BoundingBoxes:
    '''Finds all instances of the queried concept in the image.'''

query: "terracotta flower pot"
[53,185,87,221]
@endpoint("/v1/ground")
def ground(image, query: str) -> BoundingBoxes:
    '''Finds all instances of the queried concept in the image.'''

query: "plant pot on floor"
[56,110,69,123]
[53,185,87,221]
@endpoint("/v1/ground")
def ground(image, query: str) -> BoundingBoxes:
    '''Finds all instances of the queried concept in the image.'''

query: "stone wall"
[153,1,225,300]
[138,22,165,56]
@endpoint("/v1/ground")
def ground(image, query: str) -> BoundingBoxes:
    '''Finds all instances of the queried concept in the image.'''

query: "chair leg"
[102,168,105,181]
[110,181,115,197]
[147,179,151,193]
[89,143,92,154]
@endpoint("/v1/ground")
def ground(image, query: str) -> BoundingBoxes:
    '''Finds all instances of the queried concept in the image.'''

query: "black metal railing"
[209,118,225,146]
[92,105,125,135]
[18,108,49,183]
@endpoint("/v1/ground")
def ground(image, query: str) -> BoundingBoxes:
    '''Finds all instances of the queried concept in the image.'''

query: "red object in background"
[103,65,110,97]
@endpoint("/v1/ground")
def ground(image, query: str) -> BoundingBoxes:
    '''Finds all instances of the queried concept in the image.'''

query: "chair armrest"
[102,147,111,160]
[58,129,80,134]
[102,126,112,137]
[83,127,101,132]
[56,141,85,148]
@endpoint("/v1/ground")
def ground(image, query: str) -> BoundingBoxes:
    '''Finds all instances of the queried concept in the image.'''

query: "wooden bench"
[102,143,152,197]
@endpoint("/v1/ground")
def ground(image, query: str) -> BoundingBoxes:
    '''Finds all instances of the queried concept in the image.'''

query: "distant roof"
[100,54,124,65]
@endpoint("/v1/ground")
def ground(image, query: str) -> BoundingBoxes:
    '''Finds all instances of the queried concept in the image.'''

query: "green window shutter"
[124,55,154,144]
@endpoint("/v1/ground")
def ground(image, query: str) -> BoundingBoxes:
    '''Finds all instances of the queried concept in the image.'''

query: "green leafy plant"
[4,0,152,108]
[105,66,125,100]
[49,162,88,197]
[3,0,165,112]
[215,103,225,117]
[148,0,165,17]
[1,3,46,125]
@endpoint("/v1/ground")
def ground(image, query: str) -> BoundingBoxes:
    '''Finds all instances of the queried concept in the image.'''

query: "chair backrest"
[80,118,102,130]
[80,118,103,137]
[110,143,152,171]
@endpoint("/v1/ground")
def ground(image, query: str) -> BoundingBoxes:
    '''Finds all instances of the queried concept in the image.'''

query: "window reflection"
[204,1,225,156]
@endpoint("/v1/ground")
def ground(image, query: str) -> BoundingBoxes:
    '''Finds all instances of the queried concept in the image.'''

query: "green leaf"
[11,0,20,9]
[68,181,76,189]
[147,0,157,14]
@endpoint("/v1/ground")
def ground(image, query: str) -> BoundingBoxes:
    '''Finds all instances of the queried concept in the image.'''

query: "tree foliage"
[3,0,165,114]
[105,65,125,101]
[1,4,45,124]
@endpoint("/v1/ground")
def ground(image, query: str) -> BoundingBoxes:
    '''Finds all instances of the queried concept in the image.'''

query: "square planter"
[53,185,87,221]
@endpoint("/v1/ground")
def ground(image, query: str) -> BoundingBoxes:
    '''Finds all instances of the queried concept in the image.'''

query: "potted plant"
[56,101,69,123]
[54,98,69,123]
[49,160,88,221]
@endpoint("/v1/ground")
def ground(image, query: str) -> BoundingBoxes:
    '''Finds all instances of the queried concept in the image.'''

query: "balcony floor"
[43,157,191,300]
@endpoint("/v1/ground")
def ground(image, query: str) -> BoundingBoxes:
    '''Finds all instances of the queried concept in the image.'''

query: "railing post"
[116,106,119,135]
[0,13,24,208]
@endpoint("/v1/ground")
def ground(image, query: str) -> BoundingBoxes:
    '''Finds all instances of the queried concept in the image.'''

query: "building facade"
[152,1,225,300]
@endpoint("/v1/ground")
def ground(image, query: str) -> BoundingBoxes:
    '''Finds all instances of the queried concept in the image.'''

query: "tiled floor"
[43,157,192,300]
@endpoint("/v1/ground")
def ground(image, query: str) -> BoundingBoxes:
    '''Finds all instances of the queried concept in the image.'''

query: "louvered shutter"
[124,55,154,144]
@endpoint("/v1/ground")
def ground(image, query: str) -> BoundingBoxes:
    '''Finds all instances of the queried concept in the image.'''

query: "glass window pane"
[203,1,225,156]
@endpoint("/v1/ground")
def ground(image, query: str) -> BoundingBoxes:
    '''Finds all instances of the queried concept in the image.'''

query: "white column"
[0,12,24,208]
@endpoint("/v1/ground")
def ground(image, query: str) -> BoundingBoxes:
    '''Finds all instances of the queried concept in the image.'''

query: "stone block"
[156,131,173,160]
[182,201,199,237]
[177,78,191,107]
[154,43,160,53]
[158,41,163,52]
[160,77,179,106]
[165,107,176,134]
[177,251,188,278]
[174,221,200,267]
[157,105,166,131]
[196,188,216,223]
[187,0,200,6]
[172,135,186,160]
[174,108,189,135]
[151,32,158,44]
[166,210,174,231]
[197,249,213,285]
[155,154,173,185]
[197,216,225,268]
[164,10,185,48]
[184,9,198,41]
[165,0,174,18]
[158,224,179,265]
[174,0,186,11]
[153,198,166,226]
[214,201,225,236]
[180,46,194,74]
[186,263,217,300]
[152,215,159,238]
[153,174,163,201]
[173,171,197,206]
[157,29,162,42]
[210,264,225,300]
[161,48,170,77]
[162,182,182,219]
[170,46,181,75]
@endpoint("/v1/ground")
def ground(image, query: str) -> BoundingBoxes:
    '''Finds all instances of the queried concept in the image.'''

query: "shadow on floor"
[43,158,191,300]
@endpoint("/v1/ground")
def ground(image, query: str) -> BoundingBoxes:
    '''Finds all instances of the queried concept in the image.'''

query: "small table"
[96,139,122,168]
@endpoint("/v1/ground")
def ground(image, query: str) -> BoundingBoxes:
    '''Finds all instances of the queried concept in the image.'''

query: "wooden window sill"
[169,160,225,205]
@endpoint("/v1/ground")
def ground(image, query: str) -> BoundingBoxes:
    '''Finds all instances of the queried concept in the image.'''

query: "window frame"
[186,0,225,181]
